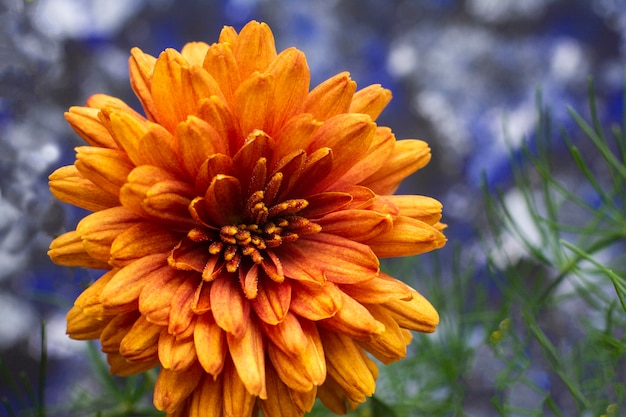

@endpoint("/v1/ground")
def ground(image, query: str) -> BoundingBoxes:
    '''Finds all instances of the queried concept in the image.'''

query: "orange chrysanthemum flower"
[49,21,446,416]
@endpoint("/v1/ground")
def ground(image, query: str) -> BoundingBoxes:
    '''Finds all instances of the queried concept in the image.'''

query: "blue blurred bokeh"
[1,0,624,413]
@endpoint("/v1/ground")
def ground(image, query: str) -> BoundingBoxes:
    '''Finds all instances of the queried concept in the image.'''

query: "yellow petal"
[48,230,111,269]
[189,375,223,417]
[222,360,257,417]
[181,41,210,66]
[385,195,443,225]
[339,272,412,304]
[49,165,119,212]
[64,106,118,149]
[349,84,392,121]
[320,291,385,339]
[154,367,203,413]
[158,329,197,371]
[66,304,110,340]
[367,216,447,257]
[357,304,408,364]
[317,209,393,242]
[118,315,162,363]
[74,146,134,197]
[382,289,439,333]
[100,311,139,354]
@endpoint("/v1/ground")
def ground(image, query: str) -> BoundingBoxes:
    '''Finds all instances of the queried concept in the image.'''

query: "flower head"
[49,21,446,416]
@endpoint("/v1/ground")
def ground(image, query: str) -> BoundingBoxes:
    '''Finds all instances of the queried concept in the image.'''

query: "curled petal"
[385,195,443,225]
[227,318,266,398]
[268,48,310,132]
[118,315,162,363]
[65,106,118,149]
[48,230,111,269]
[154,366,203,413]
[158,329,197,371]
[349,84,392,121]
[340,272,412,304]
[289,281,343,321]
[66,304,111,340]
[317,209,393,242]
[49,165,119,212]
[222,359,257,417]
[251,277,291,324]
[129,47,158,121]
[382,289,440,333]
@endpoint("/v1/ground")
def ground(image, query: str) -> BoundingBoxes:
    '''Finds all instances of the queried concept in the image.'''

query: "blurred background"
[1,0,625,415]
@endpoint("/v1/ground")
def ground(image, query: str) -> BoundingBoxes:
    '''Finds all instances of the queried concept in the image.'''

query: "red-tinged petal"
[175,116,227,181]
[202,42,240,107]
[251,278,290,325]
[234,20,277,80]
[227,318,266,398]
[48,230,112,269]
[319,329,376,403]
[292,233,379,284]
[129,47,158,121]
[385,195,443,225]
[268,48,310,132]
[169,238,210,272]
[289,281,343,321]
[304,72,356,121]
[168,277,199,336]
[203,175,243,226]
[292,147,333,197]
[49,165,119,212]
[154,367,203,413]
[138,269,184,325]
[278,243,326,285]
[381,289,439,333]
[331,126,395,189]
[210,273,250,338]
[195,153,235,196]
[360,139,431,195]
[320,292,384,340]
[317,209,393,242]
[307,113,376,193]
[349,84,392,121]
[100,254,169,310]
[234,72,275,138]
[188,375,223,417]
[194,313,226,376]
[76,206,143,262]
[232,131,273,190]
[340,272,412,304]
[118,315,162,363]
[64,106,118,149]
[299,192,352,219]
[367,216,447,258]
[272,113,321,164]
[260,250,284,283]
[192,280,211,314]
[151,48,194,132]
[158,329,197,371]
[239,264,259,299]
[109,223,181,266]
[222,359,256,417]
[74,146,134,197]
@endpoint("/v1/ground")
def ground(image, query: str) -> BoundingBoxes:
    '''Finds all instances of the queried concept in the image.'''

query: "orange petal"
[267,344,314,392]
[367,216,447,257]
[260,364,309,417]
[118,315,161,363]
[100,311,138,354]
[381,289,439,333]
[129,47,158,121]
[272,113,321,164]
[268,48,310,133]
[210,273,250,338]
[202,42,240,107]
[49,165,119,212]
[203,175,243,226]
[109,223,181,266]
[320,329,376,403]
[360,139,431,195]
[76,207,142,263]
[234,20,277,80]
[137,122,188,178]
[168,238,210,272]
[66,304,111,340]
[74,146,134,197]
[194,313,226,376]
[320,291,385,339]
[222,359,257,417]
[339,272,412,304]
[234,72,275,137]
[154,366,203,413]
[100,254,169,310]
[74,270,116,318]
[289,281,343,321]
[349,84,392,120]
[64,106,118,149]
[141,181,197,229]
[196,97,241,155]
[107,352,159,377]
[304,72,356,121]
[158,329,197,371]
[151,48,193,132]
[307,113,376,193]
[357,304,408,364]
[181,41,210,66]
[227,318,266,398]
[175,115,227,180]
[48,230,111,269]
[290,233,379,284]
[250,278,290,325]
[317,209,393,242]
[188,375,223,417]
[138,271,186,326]
[167,276,199,336]
[107,110,149,166]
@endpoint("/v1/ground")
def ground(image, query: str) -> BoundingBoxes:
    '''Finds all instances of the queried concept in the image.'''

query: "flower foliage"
[48,21,446,416]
